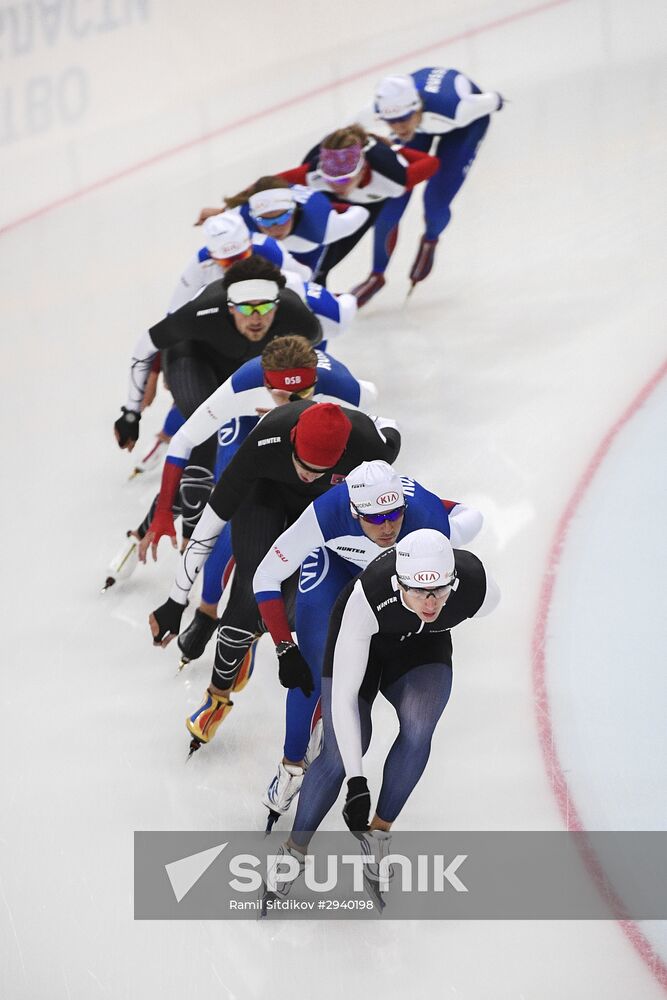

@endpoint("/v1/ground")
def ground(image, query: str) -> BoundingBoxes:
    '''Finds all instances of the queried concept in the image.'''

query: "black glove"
[342,776,371,833]
[276,642,314,697]
[114,407,141,448]
[151,597,186,644]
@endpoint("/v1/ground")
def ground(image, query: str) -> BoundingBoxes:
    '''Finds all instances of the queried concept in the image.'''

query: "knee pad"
[180,465,215,534]
[213,626,256,687]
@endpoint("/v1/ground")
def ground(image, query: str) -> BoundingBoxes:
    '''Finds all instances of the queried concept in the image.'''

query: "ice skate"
[262,762,305,833]
[185,688,233,757]
[260,842,305,916]
[350,272,385,307]
[101,531,139,591]
[408,236,438,294]
[358,830,394,910]
[129,436,168,479]
[177,609,219,670]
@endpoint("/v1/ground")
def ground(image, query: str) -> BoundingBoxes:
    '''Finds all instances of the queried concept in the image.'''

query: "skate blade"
[265,809,281,835]
[178,655,191,673]
[186,738,202,762]
[405,283,416,301]
[363,872,387,912]
[260,883,276,918]
[128,467,142,480]
[101,576,116,593]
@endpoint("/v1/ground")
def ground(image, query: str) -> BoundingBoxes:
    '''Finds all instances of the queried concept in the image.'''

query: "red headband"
[264,367,317,392]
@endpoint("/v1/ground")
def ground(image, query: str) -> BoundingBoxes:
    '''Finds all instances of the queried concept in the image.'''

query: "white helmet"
[395,529,455,588]
[374,75,421,121]
[204,212,251,260]
[346,460,404,514]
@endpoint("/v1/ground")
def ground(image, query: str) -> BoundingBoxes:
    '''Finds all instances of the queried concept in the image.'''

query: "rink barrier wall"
[0,0,574,235]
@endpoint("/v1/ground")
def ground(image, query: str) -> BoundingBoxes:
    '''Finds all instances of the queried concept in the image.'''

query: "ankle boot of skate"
[178,609,219,664]
[262,762,305,816]
[186,688,233,748]
[409,236,439,286]
[350,272,386,307]
[101,531,139,591]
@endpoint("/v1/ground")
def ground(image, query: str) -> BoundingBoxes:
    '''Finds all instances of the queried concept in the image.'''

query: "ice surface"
[1,1,666,997]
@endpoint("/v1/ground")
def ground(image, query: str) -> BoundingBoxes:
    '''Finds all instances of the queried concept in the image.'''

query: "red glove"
[149,505,176,546]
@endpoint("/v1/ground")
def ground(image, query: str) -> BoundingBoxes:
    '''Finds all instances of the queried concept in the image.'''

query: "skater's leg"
[285,552,358,764]
[374,660,453,824]
[289,677,373,850]
[422,117,490,240]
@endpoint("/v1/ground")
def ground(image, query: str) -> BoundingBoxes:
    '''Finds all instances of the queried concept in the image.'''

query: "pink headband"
[319,143,363,179]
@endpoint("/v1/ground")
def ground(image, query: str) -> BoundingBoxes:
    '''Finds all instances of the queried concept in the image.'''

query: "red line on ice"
[532,357,667,991]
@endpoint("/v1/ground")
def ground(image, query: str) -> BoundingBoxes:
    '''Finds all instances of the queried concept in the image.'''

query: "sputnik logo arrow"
[165,842,228,902]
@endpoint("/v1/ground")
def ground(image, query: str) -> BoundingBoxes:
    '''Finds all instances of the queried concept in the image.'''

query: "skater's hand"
[342,776,371,833]
[277,643,314,697]
[114,407,141,451]
[194,206,224,226]
[139,508,177,563]
[149,597,186,647]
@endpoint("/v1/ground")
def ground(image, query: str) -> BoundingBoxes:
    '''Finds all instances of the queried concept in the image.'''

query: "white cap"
[346,461,404,514]
[395,529,455,588]
[249,188,296,217]
[204,213,251,259]
[374,75,421,121]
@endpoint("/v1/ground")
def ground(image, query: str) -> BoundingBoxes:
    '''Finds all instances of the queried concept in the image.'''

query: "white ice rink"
[1,1,666,997]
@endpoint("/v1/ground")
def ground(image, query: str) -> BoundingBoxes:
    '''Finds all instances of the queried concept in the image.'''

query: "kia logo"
[376,491,399,505]
[414,570,441,583]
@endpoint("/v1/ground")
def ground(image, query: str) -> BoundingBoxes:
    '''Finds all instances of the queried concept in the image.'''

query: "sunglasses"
[252,209,294,228]
[399,576,456,600]
[230,300,278,317]
[292,448,334,475]
[352,504,406,525]
[211,248,253,268]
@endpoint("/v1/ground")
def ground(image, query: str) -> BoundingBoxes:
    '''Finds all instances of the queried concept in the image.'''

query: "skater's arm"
[166,254,209,314]
[367,415,401,462]
[357,379,379,411]
[454,90,502,127]
[113,327,159,450]
[278,164,310,185]
[169,503,228,605]
[398,147,440,189]
[322,205,370,244]
[331,584,378,778]
[124,328,159,412]
[474,572,500,618]
[254,505,327,644]
[278,245,312,284]
[165,379,268,466]
[304,286,357,341]
[445,502,484,547]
